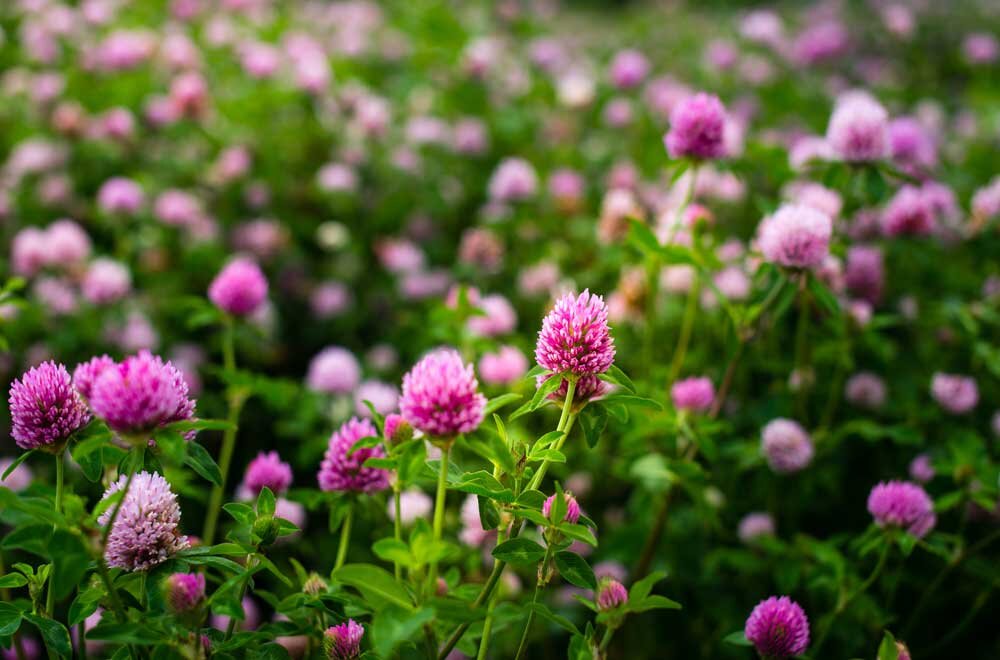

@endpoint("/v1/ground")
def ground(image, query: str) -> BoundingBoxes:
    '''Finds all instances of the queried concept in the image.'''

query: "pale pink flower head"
[930,373,978,414]
[542,491,581,524]
[596,578,628,611]
[12,227,48,276]
[867,480,936,538]
[826,93,889,162]
[97,177,144,215]
[318,417,389,494]
[399,348,486,437]
[671,376,715,413]
[663,93,727,160]
[757,204,832,269]
[154,190,202,227]
[82,258,131,304]
[458,228,504,273]
[9,361,91,451]
[323,619,363,660]
[243,451,293,496]
[609,49,649,89]
[487,158,538,202]
[909,454,935,484]
[478,345,529,386]
[89,351,196,439]
[169,71,209,118]
[844,372,887,409]
[761,419,814,474]
[387,488,432,525]
[963,32,999,64]
[46,219,92,265]
[310,281,351,319]
[744,596,810,658]
[882,185,935,237]
[306,347,361,395]
[208,257,268,316]
[354,380,399,418]
[792,19,849,65]
[98,471,189,571]
[467,294,517,337]
[165,572,205,613]
[535,290,615,376]
[738,512,776,544]
[889,117,937,173]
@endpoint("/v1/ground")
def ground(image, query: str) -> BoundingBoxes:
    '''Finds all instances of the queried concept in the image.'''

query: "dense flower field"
[1,0,999,658]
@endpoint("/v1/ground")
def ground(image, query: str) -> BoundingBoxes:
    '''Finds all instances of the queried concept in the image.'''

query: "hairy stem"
[393,486,403,582]
[427,442,452,595]
[667,274,700,386]
[334,505,354,571]
[45,450,65,617]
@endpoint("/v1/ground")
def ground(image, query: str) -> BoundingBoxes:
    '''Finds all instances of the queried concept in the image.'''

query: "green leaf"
[483,393,522,416]
[24,613,72,657]
[525,602,580,636]
[50,530,90,600]
[554,552,596,589]
[722,631,752,647]
[372,538,413,568]
[510,375,561,421]
[223,503,256,526]
[599,394,664,411]
[491,538,546,565]
[0,573,28,588]
[558,523,598,547]
[627,218,662,256]
[185,442,223,485]
[396,440,426,485]
[477,495,500,531]
[164,418,236,432]
[2,451,34,480]
[629,595,682,613]
[629,570,667,603]
[86,622,165,645]
[68,586,104,627]
[579,405,608,450]
[601,364,637,393]
[256,487,276,517]
[516,490,547,510]
[332,564,414,611]
[451,471,514,503]
[372,605,435,658]
[877,631,899,660]
[0,602,23,637]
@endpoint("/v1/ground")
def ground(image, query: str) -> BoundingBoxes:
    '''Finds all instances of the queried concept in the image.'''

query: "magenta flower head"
[89,351,196,442]
[761,419,814,474]
[243,451,293,496]
[165,572,205,614]
[542,491,581,524]
[399,348,486,438]
[671,376,715,413]
[744,596,810,658]
[72,355,116,400]
[826,93,889,162]
[882,185,935,237]
[535,290,615,377]
[97,177,144,215]
[487,158,538,202]
[208,257,268,316]
[596,578,628,611]
[99,471,189,571]
[930,372,978,414]
[609,49,650,89]
[757,204,832,269]
[867,480,936,538]
[845,245,884,305]
[663,92,727,160]
[844,372,887,410]
[318,417,390,494]
[323,619,364,660]
[9,361,91,451]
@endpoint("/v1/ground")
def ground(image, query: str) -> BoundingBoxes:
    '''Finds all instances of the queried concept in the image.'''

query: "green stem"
[427,443,452,594]
[77,620,87,660]
[599,625,615,653]
[667,274,700,386]
[393,486,403,583]
[441,386,580,659]
[225,554,255,640]
[202,320,243,546]
[45,451,65,617]
[513,545,552,660]
[476,589,498,660]
[334,505,354,571]
[793,274,811,419]
[813,543,890,655]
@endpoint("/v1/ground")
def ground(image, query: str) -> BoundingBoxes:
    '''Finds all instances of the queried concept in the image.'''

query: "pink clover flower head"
[867,480,936,538]
[542,491,581,524]
[9,361,90,451]
[744,596,810,658]
[826,92,889,162]
[399,348,486,437]
[596,578,628,611]
[663,92,727,160]
[761,419,814,473]
[323,619,364,660]
[757,204,832,269]
[670,376,715,413]
[930,372,978,414]
[165,572,206,613]
[208,257,268,316]
[244,451,293,496]
[318,417,390,494]
[98,471,189,571]
[535,290,615,376]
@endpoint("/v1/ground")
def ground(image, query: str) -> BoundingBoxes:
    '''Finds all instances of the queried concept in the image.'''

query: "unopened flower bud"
[303,572,328,596]
[252,514,280,546]
[542,491,581,525]
[383,413,413,445]
[596,578,628,612]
